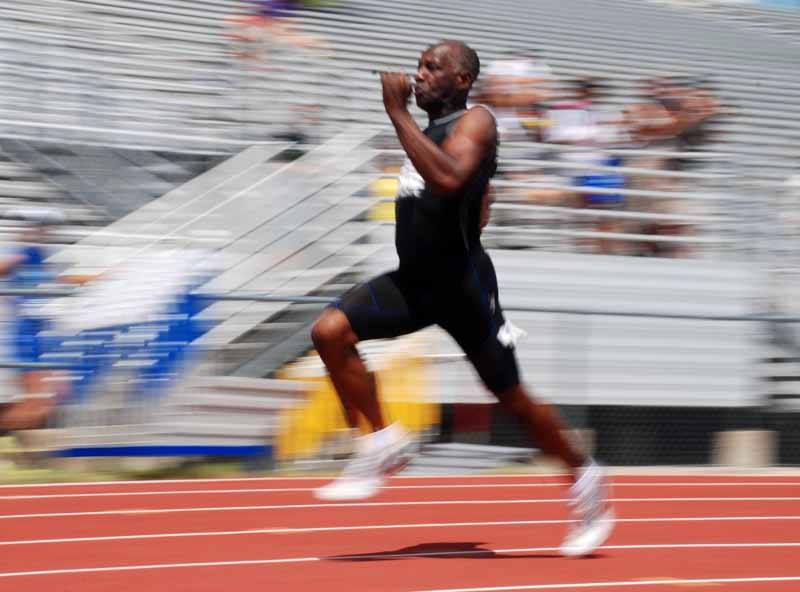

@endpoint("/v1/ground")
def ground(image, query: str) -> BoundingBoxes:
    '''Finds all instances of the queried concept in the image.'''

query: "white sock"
[363,422,404,450]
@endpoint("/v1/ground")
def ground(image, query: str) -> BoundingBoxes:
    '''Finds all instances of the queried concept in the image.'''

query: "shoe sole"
[560,508,616,558]
[313,479,383,501]
[314,440,417,501]
[381,442,417,477]
[313,488,378,501]
[383,454,413,477]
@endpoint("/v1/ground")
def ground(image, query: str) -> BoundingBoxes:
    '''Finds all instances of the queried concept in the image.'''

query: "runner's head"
[414,40,480,112]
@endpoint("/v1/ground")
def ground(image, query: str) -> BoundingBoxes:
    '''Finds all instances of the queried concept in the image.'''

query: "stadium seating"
[0,0,798,180]
[2,0,798,462]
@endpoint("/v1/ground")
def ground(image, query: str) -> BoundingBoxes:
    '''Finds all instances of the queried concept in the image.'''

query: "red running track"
[0,473,798,592]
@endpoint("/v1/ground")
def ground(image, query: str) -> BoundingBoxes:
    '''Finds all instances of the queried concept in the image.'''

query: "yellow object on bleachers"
[275,342,439,462]
[368,177,398,221]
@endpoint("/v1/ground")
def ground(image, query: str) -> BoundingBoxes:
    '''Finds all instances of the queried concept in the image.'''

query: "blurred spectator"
[478,54,576,250]
[0,210,63,434]
[545,77,631,147]
[626,77,721,257]
[628,76,720,164]
[225,1,328,63]
[478,51,553,143]
[226,1,330,145]
[545,78,629,255]
[545,77,602,144]
[0,210,93,435]
[670,77,721,169]
[481,69,722,258]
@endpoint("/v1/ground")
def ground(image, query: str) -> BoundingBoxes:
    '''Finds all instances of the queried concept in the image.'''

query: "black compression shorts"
[334,250,520,394]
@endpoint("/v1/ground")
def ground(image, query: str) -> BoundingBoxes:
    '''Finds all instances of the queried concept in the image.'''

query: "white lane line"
[0,557,318,579]
[413,575,800,592]
[2,482,800,500]
[1,473,798,489]
[1,543,799,578]
[0,475,568,489]
[1,497,798,520]
[1,515,799,546]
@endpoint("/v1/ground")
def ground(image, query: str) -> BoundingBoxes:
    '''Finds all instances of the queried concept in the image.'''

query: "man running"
[310,40,614,557]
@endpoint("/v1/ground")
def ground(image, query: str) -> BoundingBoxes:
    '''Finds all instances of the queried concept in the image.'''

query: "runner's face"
[414,45,463,111]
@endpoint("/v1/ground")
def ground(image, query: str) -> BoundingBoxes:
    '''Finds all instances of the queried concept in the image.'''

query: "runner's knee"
[311,309,356,351]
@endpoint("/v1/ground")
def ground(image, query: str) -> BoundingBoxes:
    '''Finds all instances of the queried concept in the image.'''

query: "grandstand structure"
[658,0,800,47]
[0,0,248,150]
[0,0,798,177]
[0,0,798,465]
[0,147,108,241]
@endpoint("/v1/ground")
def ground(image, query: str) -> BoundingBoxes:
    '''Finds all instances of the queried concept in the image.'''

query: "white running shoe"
[560,461,615,558]
[313,422,416,501]
[377,422,417,477]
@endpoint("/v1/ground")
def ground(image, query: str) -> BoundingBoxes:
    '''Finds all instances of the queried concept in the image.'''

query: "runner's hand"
[381,72,412,114]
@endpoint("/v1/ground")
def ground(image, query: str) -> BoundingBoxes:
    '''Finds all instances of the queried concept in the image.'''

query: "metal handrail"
[498,159,729,180]
[2,287,796,322]
[483,224,729,244]
[491,179,728,201]
[489,202,713,223]
[501,142,732,160]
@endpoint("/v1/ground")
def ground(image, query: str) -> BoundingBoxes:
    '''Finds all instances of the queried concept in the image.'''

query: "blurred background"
[0,0,799,479]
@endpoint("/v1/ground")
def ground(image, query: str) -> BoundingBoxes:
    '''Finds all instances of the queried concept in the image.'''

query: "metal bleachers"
[50,127,381,367]
[1,0,799,178]
[2,0,797,460]
[290,0,800,180]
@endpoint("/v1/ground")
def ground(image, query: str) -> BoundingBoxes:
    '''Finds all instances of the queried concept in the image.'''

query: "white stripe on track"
[2,482,799,500]
[0,475,567,490]
[413,575,800,592]
[0,472,798,489]
[0,543,799,578]
[0,515,798,546]
[1,497,799,520]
